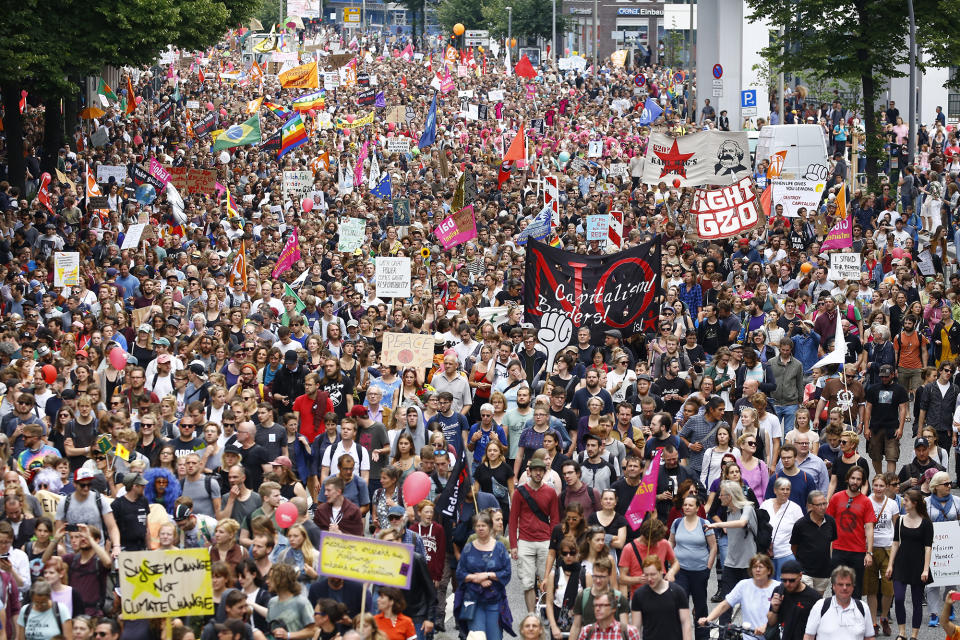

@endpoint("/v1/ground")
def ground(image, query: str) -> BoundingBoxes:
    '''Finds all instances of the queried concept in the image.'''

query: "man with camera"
[767,560,820,640]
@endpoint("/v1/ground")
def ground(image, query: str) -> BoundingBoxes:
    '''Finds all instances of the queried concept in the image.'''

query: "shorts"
[516,539,550,591]
[862,547,894,597]
[867,430,900,463]
[802,575,832,595]
[898,367,923,393]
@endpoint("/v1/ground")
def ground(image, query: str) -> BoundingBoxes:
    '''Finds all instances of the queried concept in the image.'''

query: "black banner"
[260,130,281,151]
[523,238,661,340]
[356,89,375,107]
[194,113,218,139]
[130,165,165,192]
[477,104,488,121]
[357,73,370,86]
[157,102,174,124]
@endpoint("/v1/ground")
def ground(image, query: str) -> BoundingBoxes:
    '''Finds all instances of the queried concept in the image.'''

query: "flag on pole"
[625,449,662,530]
[97,78,118,103]
[212,114,262,151]
[503,125,526,162]
[371,173,392,199]
[272,229,302,278]
[497,161,514,190]
[246,97,263,113]
[821,217,852,251]
[224,188,240,218]
[278,114,308,158]
[283,283,306,312]
[637,97,664,125]
[263,101,294,119]
[811,311,847,370]
[198,67,205,84]
[230,241,247,289]
[367,151,381,189]
[418,93,438,149]
[836,184,847,219]
[504,46,512,77]
[290,267,310,290]
[125,76,136,115]
[291,89,325,112]
[36,173,54,214]
[514,54,536,78]
[354,141,369,187]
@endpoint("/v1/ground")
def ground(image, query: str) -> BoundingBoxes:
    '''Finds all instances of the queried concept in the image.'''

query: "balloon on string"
[891,247,904,259]
[558,151,570,164]
[302,197,314,213]
[206,102,215,111]
[800,262,813,274]
[134,183,157,205]
[41,365,57,384]
[402,471,431,507]
[275,502,297,528]
[453,23,465,36]
[219,108,228,117]
[219,151,231,164]
[108,347,128,371]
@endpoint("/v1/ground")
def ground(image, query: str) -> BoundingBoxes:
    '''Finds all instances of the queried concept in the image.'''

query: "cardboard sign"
[770,178,826,217]
[186,169,216,195]
[588,140,603,158]
[87,196,109,209]
[122,224,147,250]
[118,548,214,619]
[283,170,314,201]
[338,217,366,253]
[435,205,477,250]
[387,137,410,154]
[932,520,960,587]
[488,89,505,101]
[690,177,762,240]
[392,199,411,226]
[53,252,80,287]
[828,252,862,281]
[381,332,435,369]
[168,166,189,193]
[97,165,128,186]
[375,257,411,298]
[319,532,414,589]
[586,215,609,242]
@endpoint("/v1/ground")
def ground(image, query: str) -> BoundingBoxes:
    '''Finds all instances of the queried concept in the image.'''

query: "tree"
[745,0,960,190]
[401,0,426,49]
[482,0,568,41]
[0,0,255,192]
[436,0,486,36]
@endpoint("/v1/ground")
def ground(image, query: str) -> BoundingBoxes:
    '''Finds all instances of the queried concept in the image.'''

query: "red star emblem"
[654,139,695,179]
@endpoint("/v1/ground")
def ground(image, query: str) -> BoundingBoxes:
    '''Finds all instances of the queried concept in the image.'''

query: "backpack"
[819,595,864,617]
[63,489,107,534]
[750,506,774,555]
[22,602,62,634]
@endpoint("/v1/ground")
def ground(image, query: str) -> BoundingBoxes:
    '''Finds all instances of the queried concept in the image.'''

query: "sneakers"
[710,589,724,603]
[880,617,891,636]
[930,613,939,627]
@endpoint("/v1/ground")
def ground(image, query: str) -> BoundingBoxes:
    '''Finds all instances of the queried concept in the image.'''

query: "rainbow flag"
[291,89,325,112]
[278,114,307,158]
[264,101,293,119]
[548,236,562,247]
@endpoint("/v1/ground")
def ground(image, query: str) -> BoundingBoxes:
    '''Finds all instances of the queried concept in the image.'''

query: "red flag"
[19,90,27,114]
[515,54,536,79]
[503,126,526,162]
[400,75,407,89]
[198,67,205,83]
[761,184,772,219]
[36,173,54,214]
[497,161,513,189]
[125,76,136,115]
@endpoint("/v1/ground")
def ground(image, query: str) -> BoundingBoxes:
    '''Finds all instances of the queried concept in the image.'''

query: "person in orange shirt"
[373,586,417,640]
[893,314,929,400]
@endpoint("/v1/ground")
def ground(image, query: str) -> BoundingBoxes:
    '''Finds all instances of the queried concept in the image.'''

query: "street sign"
[740,89,757,108]
[464,30,488,38]
[611,31,625,40]
[343,7,360,22]
[742,107,757,116]
[464,30,488,47]
[712,79,723,88]
[712,88,723,97]
[634,74,646,87]
[712,64,723,79]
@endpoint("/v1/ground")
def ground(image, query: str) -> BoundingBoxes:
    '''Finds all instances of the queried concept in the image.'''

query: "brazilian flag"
[212,114,262,151]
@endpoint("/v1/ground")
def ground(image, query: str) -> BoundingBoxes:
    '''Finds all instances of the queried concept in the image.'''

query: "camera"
[65,524,80,532]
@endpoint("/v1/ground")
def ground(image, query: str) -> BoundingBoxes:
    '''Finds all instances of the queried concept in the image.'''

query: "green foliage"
[479,0,568,40]
[254,0,285,29]
[435,0,487,35]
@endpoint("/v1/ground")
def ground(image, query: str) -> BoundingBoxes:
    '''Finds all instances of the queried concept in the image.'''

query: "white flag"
[811,312,847,370]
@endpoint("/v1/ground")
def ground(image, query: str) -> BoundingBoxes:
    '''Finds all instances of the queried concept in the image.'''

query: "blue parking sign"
[740,89,757,108]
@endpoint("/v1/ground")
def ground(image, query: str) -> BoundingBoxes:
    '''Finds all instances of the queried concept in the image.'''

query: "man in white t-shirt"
[319,418,370,484]
[803,565,875,640]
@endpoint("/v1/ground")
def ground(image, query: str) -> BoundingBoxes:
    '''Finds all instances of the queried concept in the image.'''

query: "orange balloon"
[800,262,812,274]
[453,23,465,36]
[510,38,517,47]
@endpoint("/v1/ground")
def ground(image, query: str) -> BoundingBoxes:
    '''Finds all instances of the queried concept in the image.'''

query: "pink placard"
[435,206,477,250]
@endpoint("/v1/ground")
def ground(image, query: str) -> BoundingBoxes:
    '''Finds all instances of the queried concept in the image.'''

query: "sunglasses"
[744,441,756,446]
[561,550,577,557]
[840,440,850,445]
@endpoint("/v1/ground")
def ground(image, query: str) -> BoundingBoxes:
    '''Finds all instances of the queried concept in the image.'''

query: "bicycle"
[698,619,761,640]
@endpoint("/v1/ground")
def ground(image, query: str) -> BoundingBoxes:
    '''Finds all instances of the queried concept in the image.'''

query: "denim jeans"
[469,601,503,640]
[774,404,799,436]
[716,534,728,569]
[676,568,711,639]
[772,554,797,580]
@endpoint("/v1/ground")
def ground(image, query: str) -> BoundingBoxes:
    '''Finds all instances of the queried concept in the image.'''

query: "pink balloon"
[345,114,355,124]
[133,135,143,146]
[301,197,314,213]
[275,502,298,528]
[219,108,227,117]
[206,102,215,111]
[108,347,128,371]
[387,122,396,132]
[891,247,904,259]
[135,96,143,105]
[402,471,431,507]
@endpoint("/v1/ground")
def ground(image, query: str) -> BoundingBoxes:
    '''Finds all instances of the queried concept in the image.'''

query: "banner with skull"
[641,131,751,188]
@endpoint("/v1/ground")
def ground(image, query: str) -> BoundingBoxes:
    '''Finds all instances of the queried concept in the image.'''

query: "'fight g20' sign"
[523,239,662,341]
[690,176,763,240]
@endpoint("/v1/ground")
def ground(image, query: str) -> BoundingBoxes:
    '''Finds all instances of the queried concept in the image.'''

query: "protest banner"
[283,170,314,201]
[435,206,478,250]
[376,257,411,298]
[53,252,80,287]
[586,214,609,242]
[168,166,189,192]
[392,199,411,226]
[381,331,434,368]
[119,548,214,619]
[515,205,552,246]
[689,176,763,240]
[488,89,505,101]
[186,169,216,195]
[149,158,171,186]
[319,532,414,589]
[641,131,751,188]
[821,217,852,251]
[829,253,861,281]
[932,520,960,587]
[387,137,410,154]
[524,238,661,340]
[625,449,662,530]
[122,224,147,250]
[588,140,603,158]
[338,217,366,252]
[97,165,128,185]
[770,178,826,217]
[130,165,166,193]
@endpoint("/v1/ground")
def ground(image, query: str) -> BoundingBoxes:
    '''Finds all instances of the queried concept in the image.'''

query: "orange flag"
[766,150,787,179]
[836,184,847,219]
[760,184,772,219]
[125,76,136,115]
[503,125,526,163]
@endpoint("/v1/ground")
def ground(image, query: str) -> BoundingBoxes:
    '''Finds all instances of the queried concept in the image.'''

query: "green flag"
[212,114,262,151]
[97,78,118,103]
[284,282,306,312]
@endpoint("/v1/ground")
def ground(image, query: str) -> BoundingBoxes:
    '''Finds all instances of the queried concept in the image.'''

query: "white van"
[754,124,829,178]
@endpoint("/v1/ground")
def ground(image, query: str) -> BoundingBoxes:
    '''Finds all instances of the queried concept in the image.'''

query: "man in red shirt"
[508,457,559,613]
[826,465,876,599]
[292,372,333,444]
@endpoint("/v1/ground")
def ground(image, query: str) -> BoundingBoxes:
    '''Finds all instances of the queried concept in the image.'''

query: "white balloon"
[219,151,231,164]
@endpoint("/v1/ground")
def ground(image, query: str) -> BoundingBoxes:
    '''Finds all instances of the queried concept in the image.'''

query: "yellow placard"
[53,252,80,287]
[119,548,214,619]
[319,532,414,588]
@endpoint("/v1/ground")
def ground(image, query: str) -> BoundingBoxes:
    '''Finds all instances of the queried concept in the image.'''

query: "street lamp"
[907,0,916,165]
[506,6,512,57]
[552,0,556,61]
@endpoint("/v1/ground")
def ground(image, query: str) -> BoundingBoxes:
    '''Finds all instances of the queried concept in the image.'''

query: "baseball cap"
[74,468,97,483]
[528,457,547,469]
[173,504,193,521]
[223,443,243,458]
[604,329,622,339]
[879,364,895,376]
[106,268,118,278]
[153,337,171,347]
[915,437,930,448]
[348,405,369,418]
[271,456,292,469]
[123,472,148,489]
[157,354,172,364]
[138,324,153,333]
[284,350,299,364]
[780,560,804,575]
[189,361,207,377]
[387,505,406,518]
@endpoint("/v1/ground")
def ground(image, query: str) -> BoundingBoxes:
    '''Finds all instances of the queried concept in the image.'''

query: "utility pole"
[777,27,784,126]
[507,6,512,59]
[907,0,916,165]
[593,0,598,73]
[552,0,557,61]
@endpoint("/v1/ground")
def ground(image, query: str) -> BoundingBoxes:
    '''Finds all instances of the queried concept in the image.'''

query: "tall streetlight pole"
[593,0,598,73]
[552,0,556,61]
[778,27,784,126]
[506,6,512,59]
[907,0,917,165]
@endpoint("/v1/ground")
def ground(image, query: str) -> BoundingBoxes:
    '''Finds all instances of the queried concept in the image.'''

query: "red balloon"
[275,502,298,528]
[891,247,904,259]
[206,102,215,111]
[673,179,682,188]
[41,365,57,385]
[108,347,128,371]
[301,197,314,213]
[403,471,431,507]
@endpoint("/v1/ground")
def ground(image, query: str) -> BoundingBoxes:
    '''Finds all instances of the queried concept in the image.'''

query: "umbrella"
[80,107,105,119]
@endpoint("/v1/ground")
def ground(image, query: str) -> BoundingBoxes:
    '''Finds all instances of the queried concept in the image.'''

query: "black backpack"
[750,506,774,555]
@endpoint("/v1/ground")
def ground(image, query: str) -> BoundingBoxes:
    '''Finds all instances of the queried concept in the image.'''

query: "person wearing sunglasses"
[766,559,820,640]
